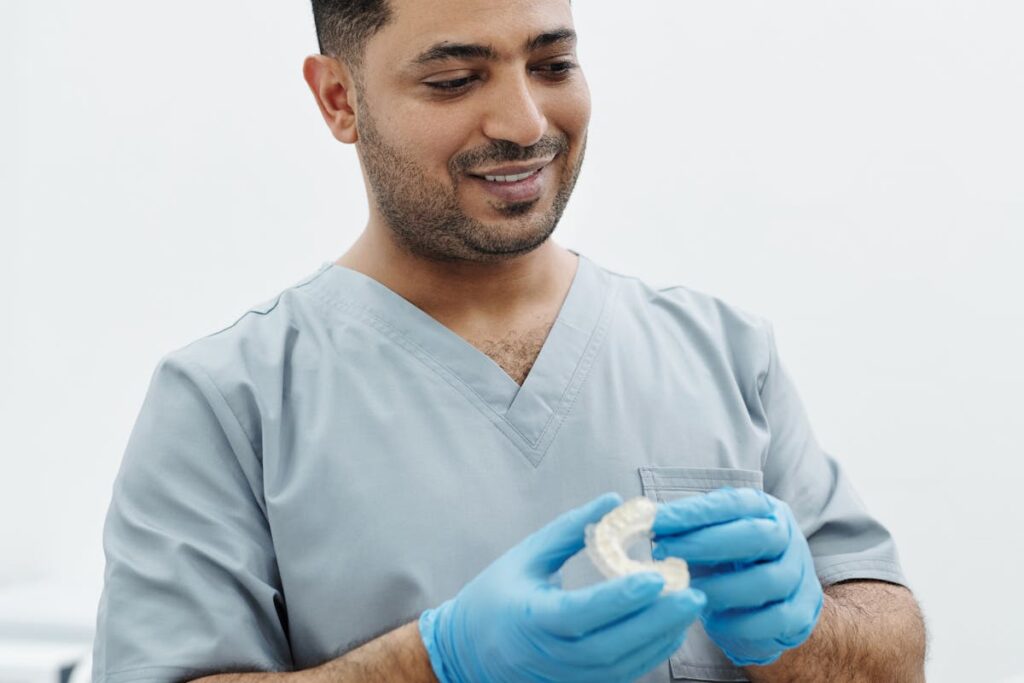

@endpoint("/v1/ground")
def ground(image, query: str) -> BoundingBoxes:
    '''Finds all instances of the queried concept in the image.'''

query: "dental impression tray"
[584,496,690,594]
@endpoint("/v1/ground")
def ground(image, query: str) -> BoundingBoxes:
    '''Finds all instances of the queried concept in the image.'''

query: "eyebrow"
[409,28,577,68]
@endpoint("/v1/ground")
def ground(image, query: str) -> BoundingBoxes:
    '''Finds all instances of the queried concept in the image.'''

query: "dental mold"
[584,496,690,595]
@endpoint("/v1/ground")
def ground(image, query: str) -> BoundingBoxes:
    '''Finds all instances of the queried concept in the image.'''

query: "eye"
[424,75,479,93]
[536,60,578,77]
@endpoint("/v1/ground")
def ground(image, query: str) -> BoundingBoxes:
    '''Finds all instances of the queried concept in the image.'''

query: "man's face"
[353,0,589,263]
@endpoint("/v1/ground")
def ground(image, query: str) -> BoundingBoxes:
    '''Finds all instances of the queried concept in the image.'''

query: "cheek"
[382,105,467,178]
[421,123,472,178]
[551,83,592,141]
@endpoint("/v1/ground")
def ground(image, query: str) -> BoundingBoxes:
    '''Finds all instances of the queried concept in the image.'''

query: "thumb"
[520,491,623,577]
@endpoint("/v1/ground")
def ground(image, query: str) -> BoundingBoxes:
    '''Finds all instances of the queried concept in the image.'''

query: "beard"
[354,93,586,264]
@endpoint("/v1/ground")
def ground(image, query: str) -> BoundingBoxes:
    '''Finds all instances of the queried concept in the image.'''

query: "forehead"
[368,0,575,65]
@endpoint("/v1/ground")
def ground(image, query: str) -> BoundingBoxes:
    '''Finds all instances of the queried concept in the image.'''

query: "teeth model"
[584,496,690,595]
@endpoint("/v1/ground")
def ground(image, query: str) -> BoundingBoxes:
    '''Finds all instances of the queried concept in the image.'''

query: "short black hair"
[310,0,395,71]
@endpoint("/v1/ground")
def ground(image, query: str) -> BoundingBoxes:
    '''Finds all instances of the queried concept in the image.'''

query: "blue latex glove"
[651,487,824,667]
[419,492,708,683]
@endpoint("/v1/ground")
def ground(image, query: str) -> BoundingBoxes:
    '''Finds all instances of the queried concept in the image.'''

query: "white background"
[3,2,1023,681]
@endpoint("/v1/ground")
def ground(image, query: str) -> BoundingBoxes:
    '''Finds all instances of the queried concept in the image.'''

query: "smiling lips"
[468,159,552,202]
[470,157,553,179]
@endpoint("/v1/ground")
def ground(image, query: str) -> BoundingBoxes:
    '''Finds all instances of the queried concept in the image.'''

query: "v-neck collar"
[304,249,620,467]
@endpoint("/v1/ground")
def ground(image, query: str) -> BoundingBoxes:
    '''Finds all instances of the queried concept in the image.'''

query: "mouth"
[467,158,554,203]
[468,157,553,179]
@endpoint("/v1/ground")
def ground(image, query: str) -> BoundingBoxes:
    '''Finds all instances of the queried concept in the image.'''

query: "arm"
[743,579,928,683]
[190,620,437,683]
[189,493,708,683]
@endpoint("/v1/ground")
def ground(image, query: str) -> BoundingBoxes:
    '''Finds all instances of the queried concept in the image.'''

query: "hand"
[651,487,824,667]
[419,492,708,683]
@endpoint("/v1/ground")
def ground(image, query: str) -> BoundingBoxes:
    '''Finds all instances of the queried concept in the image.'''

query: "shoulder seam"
[178,265,330,350]
[757,321,774,395]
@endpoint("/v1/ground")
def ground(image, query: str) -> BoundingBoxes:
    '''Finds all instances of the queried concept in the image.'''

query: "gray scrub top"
[93,250,909,683]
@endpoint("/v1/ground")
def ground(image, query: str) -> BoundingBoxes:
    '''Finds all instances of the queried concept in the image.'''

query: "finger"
[563,588,706,665]
[540,587,703,668]
[704,568,823,645]
[582,624,687,682]
[531,571,666,638]
[521,491,623,577]
[653,487,774,537]
[539,624,683,683]
[653,514,789,564]
[689,537,802,612]
[606,626,688,683]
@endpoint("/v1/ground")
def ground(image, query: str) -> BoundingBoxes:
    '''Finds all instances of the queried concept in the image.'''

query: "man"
[92,1,927,681]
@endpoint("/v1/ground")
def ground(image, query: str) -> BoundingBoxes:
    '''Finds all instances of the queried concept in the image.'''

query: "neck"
[334,223,579,329]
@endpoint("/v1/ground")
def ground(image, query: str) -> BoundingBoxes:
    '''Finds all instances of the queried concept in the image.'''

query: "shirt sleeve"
[92,352,293,683]
[757,321,911,590]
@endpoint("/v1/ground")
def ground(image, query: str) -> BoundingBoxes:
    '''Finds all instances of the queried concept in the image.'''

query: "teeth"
[483,168,540,183]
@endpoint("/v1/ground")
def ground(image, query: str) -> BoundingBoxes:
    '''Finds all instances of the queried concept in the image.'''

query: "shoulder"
[151,264,334,420]
[171,263,328,364]
[600,263,774,392]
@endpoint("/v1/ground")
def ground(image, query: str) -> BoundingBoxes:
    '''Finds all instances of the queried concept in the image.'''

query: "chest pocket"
[639,466,764,682]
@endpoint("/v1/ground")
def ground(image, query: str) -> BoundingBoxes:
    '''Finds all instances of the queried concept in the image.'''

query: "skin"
[301,0,588,336]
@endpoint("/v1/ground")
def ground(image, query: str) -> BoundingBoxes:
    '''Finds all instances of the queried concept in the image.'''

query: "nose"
[480,69,547,148]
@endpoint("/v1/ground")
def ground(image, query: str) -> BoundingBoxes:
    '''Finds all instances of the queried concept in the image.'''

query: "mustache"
[454,136,569,173]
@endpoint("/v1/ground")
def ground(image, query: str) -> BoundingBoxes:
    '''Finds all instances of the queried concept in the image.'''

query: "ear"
[302,54,359,144]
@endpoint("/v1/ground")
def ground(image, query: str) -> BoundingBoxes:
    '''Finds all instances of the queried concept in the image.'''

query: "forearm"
[743,580,927,683]
[189,620,438,683]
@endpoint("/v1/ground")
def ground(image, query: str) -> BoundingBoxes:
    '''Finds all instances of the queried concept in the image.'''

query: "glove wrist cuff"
[724,650,782,667]
[418,602,460,683]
